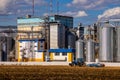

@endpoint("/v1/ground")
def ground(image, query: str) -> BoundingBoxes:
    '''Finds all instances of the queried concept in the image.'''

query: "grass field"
[0,66,120,80]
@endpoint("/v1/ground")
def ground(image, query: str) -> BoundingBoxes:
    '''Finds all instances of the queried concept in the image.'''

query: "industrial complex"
[0,13,120,67]
[0,1,120,80]
[0,0,120,66]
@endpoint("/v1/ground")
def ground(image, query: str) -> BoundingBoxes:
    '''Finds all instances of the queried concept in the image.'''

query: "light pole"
[31,26,34,61]
[44,16,50,61]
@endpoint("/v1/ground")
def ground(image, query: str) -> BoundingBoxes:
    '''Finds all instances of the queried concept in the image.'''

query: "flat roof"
[49,49,75,53]
[54,15,73,18]
[19,39,45,42]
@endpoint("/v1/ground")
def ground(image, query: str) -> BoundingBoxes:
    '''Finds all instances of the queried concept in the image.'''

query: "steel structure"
[99,23,115,62]
[116,27,120,62]
[86,39,95,62]
[75,39,84,60]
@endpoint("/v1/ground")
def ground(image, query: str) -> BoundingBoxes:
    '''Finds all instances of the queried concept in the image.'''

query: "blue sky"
[0,0,120,27]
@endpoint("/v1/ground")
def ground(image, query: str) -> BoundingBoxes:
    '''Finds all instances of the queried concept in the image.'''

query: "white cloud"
[0,0,15,13]
[84,0,104,9]
[67,0,120,10]
[72,0,87,4]
[98,7,120,20]
[0,0,46,14]
[63,11,88,18]
[24,0,46,5]
[75,11,88,17]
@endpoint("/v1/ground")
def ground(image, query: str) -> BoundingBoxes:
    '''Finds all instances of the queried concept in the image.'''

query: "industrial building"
[50,22,65,49]
[15,14,74,62]
[16,15,46,62]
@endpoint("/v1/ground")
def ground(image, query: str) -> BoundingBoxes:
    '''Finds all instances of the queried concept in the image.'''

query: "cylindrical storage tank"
[76,39,84,60]
[116,27,120,62]
[2,42,7,61]
[67,32,76,49]
[99,23,115,62]
[86,39,95,62]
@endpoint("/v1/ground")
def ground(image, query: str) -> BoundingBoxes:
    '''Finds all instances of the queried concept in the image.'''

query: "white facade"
[50,23,65,49]
[35,52,43,59]
[52,53,67,61]
[19,41,38,59]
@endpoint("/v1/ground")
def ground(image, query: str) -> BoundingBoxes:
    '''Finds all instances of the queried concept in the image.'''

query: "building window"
[55,52,60,56]
[62,52,67,56]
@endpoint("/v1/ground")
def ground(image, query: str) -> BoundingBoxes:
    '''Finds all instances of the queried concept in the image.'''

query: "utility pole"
[44,16,50,61]
[31,26,34,61]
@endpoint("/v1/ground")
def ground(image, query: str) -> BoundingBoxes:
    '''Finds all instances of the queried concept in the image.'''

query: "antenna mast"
[57,0,59,15]
[32,0,34,16]
[50,0,53,15]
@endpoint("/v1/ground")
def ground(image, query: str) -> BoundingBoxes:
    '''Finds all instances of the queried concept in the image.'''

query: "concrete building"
[50,22,65,49]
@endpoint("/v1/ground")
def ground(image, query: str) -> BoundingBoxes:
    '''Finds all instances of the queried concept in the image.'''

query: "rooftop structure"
[49,15,73,28]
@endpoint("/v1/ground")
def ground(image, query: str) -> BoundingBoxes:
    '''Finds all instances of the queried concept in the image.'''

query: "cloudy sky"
[0,0,120,26]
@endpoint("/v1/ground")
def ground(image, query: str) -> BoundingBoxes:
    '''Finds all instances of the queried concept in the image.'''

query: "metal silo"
[76,39,84,60]
[68,32,76,49]
[86,39,95,62]
[116,27,120,62]
[99,23,115,62]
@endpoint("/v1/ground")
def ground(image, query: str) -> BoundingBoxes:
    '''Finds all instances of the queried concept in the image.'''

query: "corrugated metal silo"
[99,23,115,62]
[76,39,84,60]
[86,39,95,62]
[116,27,120,62]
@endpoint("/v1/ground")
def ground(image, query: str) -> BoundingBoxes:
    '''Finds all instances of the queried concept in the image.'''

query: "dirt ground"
[0,66,120,80]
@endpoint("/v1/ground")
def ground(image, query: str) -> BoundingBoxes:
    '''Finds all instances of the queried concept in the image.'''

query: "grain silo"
[99,22,115,62]
[115,27,120,62]
[86,39,95,62]
[75,39,84,60]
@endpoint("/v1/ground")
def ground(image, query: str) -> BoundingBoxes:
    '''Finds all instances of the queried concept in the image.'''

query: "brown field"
[0,66,120,80]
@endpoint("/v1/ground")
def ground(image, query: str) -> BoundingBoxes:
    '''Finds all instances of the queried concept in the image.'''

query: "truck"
[69,58,85,67]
